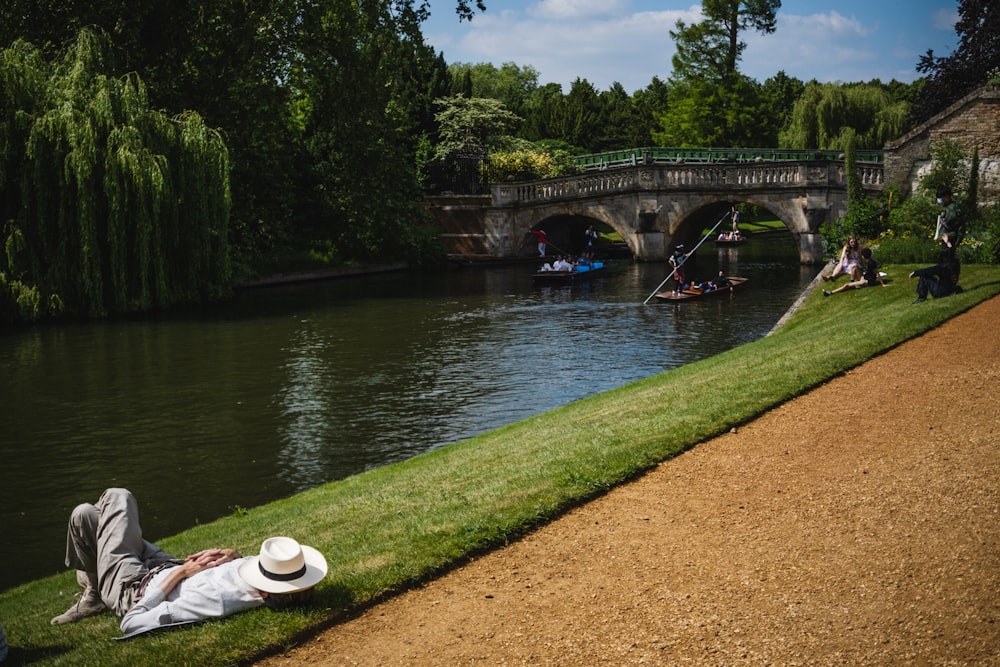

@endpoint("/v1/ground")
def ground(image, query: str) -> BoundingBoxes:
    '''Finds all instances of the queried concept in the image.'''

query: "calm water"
[0,233,815,592]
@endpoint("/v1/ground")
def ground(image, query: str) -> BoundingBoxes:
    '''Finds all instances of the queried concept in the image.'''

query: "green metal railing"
[573,147,884,171]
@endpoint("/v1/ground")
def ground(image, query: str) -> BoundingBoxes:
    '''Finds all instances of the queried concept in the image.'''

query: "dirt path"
[259,297,1000,666]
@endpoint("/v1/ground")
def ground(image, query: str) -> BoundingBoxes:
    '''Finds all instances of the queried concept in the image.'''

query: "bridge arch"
[666,194,811,250]
[519,209,634,258]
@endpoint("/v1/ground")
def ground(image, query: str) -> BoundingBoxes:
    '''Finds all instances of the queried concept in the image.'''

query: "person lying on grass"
[51,487,327,638]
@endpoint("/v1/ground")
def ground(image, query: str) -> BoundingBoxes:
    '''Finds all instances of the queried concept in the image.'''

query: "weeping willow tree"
[0,28,230,323]
[779,82,911,151]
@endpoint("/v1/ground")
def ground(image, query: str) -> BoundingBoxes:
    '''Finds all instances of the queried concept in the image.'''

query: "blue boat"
[533,260,605,283]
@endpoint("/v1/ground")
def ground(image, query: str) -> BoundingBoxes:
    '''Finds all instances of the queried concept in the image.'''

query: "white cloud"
[742,10,893,84]
[529,0,630,20]
[932,8,958,32]
[442,5,697,91]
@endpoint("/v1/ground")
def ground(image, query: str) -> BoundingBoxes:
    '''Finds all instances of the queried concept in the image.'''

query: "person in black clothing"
[706,271,731,292]
[909,234,961,303]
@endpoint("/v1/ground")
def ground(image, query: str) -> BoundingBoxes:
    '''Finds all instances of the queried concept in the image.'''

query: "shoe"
[821,275,830,282]
[823,290,831,297]
[51,588,107,625]
[912,297,926,304]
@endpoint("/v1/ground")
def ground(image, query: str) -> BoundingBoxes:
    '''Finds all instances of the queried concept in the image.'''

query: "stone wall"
[424,195,493,256]
[884,85,1000,205]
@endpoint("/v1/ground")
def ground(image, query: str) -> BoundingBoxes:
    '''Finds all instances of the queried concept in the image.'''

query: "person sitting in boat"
[710,271,731,290]
[553,256,573,271]
[539,261,554,272]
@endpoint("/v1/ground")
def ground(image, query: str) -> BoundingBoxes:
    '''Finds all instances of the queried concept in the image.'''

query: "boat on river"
[533,260,605,283]
[714,231,749,246]
[654,276,749,302]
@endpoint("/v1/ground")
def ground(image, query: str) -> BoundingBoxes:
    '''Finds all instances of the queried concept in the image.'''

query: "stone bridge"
[429,158,884,264]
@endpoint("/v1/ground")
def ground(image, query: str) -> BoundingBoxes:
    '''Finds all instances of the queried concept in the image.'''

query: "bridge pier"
[631,231,666,261]
[798,232,825,265]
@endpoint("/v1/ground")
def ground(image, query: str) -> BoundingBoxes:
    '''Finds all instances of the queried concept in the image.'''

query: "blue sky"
[421,0,961,93]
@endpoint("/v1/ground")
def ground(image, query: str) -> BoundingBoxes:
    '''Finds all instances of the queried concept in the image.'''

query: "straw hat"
[237,537,328,594]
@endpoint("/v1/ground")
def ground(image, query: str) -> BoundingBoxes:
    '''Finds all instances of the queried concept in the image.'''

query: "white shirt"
[120,558,263,637]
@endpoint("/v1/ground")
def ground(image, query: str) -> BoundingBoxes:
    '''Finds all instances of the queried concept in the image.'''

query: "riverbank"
[1,265,997,666]
[240,262,409,288]
[259,292,1000,666]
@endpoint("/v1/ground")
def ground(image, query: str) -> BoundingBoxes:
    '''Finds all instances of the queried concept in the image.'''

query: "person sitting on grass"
[822,236,863,282]
[823,247,887,296]
[909,234,961,304]
[51,488,327,638]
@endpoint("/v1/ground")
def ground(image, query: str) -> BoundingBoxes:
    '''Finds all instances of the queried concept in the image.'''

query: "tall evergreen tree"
[671,0,780,84]
[663,0,781,147]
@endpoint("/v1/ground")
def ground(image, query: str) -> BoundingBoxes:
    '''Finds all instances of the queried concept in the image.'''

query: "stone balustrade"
[493,161,883,206]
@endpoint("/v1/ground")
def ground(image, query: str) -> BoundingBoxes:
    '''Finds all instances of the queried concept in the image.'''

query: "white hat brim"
[237,544,328,594]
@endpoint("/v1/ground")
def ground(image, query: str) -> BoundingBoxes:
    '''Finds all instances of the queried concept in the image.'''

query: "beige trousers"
[63,488,175,616]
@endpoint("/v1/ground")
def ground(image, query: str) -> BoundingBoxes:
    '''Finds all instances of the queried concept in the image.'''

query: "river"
[0,232,816,593]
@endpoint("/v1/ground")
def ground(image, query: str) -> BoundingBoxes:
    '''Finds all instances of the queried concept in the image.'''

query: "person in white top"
[51,488,327,638]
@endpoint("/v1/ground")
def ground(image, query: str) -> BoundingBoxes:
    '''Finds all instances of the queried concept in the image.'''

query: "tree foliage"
[662,1,782,147]
[448,62,540,121]
[915,0,1000,122]
[671,0,780,83]
[0,0,302,267]
[652,73,783,147]
[292,0,448,263]
[0,29,231,322]
[433,95,524,158]
[0,0,464,277]
[779,82,912,150]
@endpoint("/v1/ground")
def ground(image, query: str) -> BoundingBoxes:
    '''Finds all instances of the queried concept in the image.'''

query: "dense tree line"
[1,0,995,323]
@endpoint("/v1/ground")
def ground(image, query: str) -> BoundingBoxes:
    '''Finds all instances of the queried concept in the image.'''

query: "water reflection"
[0,232,816,592]
[277,324,337,491]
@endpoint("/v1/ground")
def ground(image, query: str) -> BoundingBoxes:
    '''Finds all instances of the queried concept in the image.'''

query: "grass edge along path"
[2,265,999,666]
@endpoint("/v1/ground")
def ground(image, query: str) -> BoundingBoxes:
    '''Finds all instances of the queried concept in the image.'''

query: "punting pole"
[642,211,731,305]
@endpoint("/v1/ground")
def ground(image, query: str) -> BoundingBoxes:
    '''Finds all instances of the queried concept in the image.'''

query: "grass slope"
[2,265,998,666]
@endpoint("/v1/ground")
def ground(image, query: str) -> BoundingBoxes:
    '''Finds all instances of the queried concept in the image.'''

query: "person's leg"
[915,276,934,301]
[94,488,173,616]
[52,502,108,624]
[927,277,955,299]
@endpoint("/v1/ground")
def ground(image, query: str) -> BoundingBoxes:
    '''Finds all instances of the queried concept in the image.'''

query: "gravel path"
[259,296,1000,666]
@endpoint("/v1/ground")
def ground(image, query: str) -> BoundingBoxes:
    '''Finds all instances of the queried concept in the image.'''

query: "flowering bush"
[486,149,578,182]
